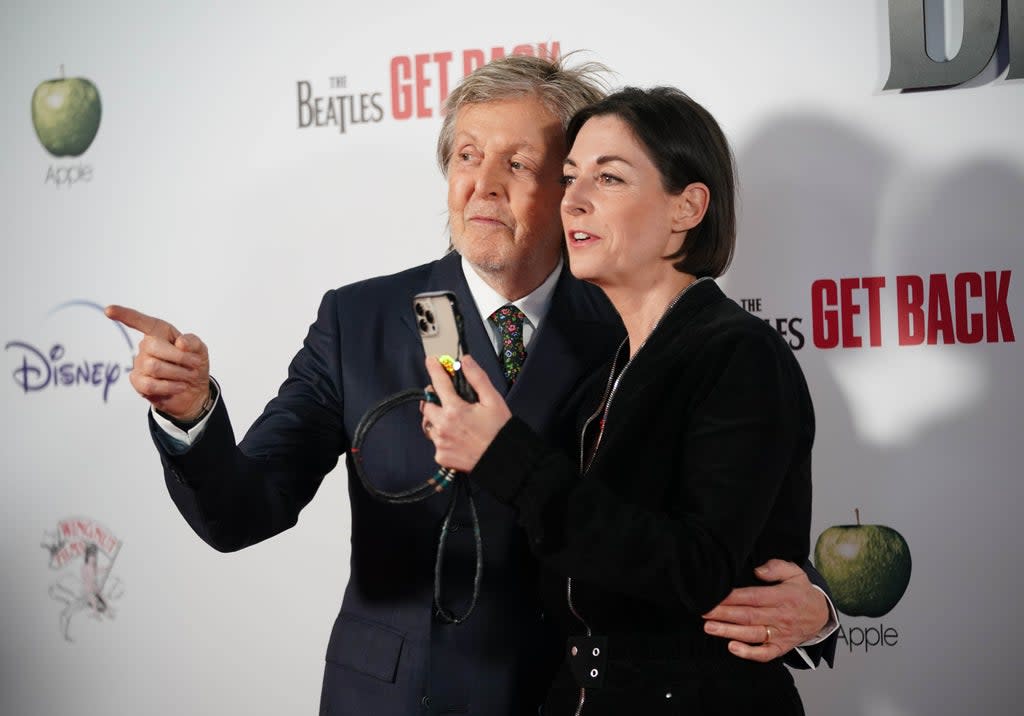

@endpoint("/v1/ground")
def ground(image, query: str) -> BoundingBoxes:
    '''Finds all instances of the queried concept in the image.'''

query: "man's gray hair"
[436,53,611,175]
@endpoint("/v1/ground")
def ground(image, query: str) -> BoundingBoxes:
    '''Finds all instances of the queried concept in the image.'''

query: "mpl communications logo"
[4,300,134,402]
[296,40,561,134]
[32,65,101,188]
[814,509,912,654]
[41,517,125,642]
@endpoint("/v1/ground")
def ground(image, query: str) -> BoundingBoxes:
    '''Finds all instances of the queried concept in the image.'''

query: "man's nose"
[474,158,506,197]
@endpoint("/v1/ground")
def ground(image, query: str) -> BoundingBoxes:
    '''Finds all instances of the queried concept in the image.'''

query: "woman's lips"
[567,230,601,245]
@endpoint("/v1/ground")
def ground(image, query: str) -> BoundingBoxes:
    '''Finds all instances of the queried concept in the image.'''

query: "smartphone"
[413,291,478,403]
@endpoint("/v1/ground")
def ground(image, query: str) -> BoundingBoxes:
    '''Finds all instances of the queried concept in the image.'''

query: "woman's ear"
[672,182,710,233]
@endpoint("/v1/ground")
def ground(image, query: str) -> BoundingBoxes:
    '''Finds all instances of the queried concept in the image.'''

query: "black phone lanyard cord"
[350,389,483,625]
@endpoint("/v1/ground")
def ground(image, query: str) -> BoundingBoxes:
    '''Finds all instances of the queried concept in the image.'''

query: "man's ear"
[672,182,710,233]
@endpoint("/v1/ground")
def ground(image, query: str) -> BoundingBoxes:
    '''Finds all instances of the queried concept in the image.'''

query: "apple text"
[44,163,93,189]
[836,624,899,653]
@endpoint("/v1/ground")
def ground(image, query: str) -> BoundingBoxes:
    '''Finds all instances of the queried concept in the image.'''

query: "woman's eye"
[598,173,621,184]
[560,175,576,186]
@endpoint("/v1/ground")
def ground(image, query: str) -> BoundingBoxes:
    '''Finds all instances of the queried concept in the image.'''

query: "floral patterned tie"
[489,304,527,386]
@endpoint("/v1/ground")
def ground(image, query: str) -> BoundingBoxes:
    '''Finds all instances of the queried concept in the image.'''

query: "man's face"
[447,95,567,298]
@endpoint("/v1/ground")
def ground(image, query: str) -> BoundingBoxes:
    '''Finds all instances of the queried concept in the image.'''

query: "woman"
[422,87,814,715]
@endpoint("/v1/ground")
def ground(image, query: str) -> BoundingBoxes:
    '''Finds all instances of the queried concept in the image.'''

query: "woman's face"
[561,115,687,290]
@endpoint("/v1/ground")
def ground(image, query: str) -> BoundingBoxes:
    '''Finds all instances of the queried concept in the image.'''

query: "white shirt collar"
[460,255,563,348]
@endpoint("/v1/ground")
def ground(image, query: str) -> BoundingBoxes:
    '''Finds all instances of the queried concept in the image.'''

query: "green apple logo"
[31,67,102,157]
[814,509,911,618]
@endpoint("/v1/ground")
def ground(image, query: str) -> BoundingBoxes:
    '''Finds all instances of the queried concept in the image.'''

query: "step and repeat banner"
[3,1,1021,714]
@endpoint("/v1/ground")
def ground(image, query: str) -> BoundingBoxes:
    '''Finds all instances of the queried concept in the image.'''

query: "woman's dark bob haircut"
[565,86,736,278]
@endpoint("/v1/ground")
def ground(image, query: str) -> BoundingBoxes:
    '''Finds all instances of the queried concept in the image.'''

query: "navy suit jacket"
[152,252,834,715]
[154,252,624,714]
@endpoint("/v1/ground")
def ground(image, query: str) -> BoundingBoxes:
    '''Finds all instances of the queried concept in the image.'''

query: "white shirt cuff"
[150,377,220,448]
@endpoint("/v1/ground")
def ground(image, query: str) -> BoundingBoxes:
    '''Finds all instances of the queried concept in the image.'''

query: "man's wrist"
[799,585,840,646]
[158,381,217,430]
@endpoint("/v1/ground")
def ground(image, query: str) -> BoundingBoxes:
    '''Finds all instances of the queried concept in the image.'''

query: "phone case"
[413,291,478,403]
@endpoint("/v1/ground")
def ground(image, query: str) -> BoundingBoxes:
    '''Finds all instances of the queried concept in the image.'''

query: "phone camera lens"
[425,310,434,324]
[415,303,424,316]
[418,318,429,332]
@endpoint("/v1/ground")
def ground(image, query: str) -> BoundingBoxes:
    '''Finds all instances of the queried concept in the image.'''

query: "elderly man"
[107,55,835,715]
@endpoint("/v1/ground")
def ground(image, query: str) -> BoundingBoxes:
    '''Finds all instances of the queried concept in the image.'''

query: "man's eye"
[458,152,473,161]
[510,160,526,170]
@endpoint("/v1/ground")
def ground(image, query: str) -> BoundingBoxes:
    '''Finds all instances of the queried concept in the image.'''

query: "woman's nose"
[562,181,590,214]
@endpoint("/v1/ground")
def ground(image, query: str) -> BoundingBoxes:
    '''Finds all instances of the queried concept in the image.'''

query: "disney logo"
[4,300,135,403]
[5,342,131,402]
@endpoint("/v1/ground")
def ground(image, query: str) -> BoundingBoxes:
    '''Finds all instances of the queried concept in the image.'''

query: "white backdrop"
[3,1,1021,714]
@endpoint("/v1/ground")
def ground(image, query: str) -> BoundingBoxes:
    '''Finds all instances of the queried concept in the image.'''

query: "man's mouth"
[469,215,508,227]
